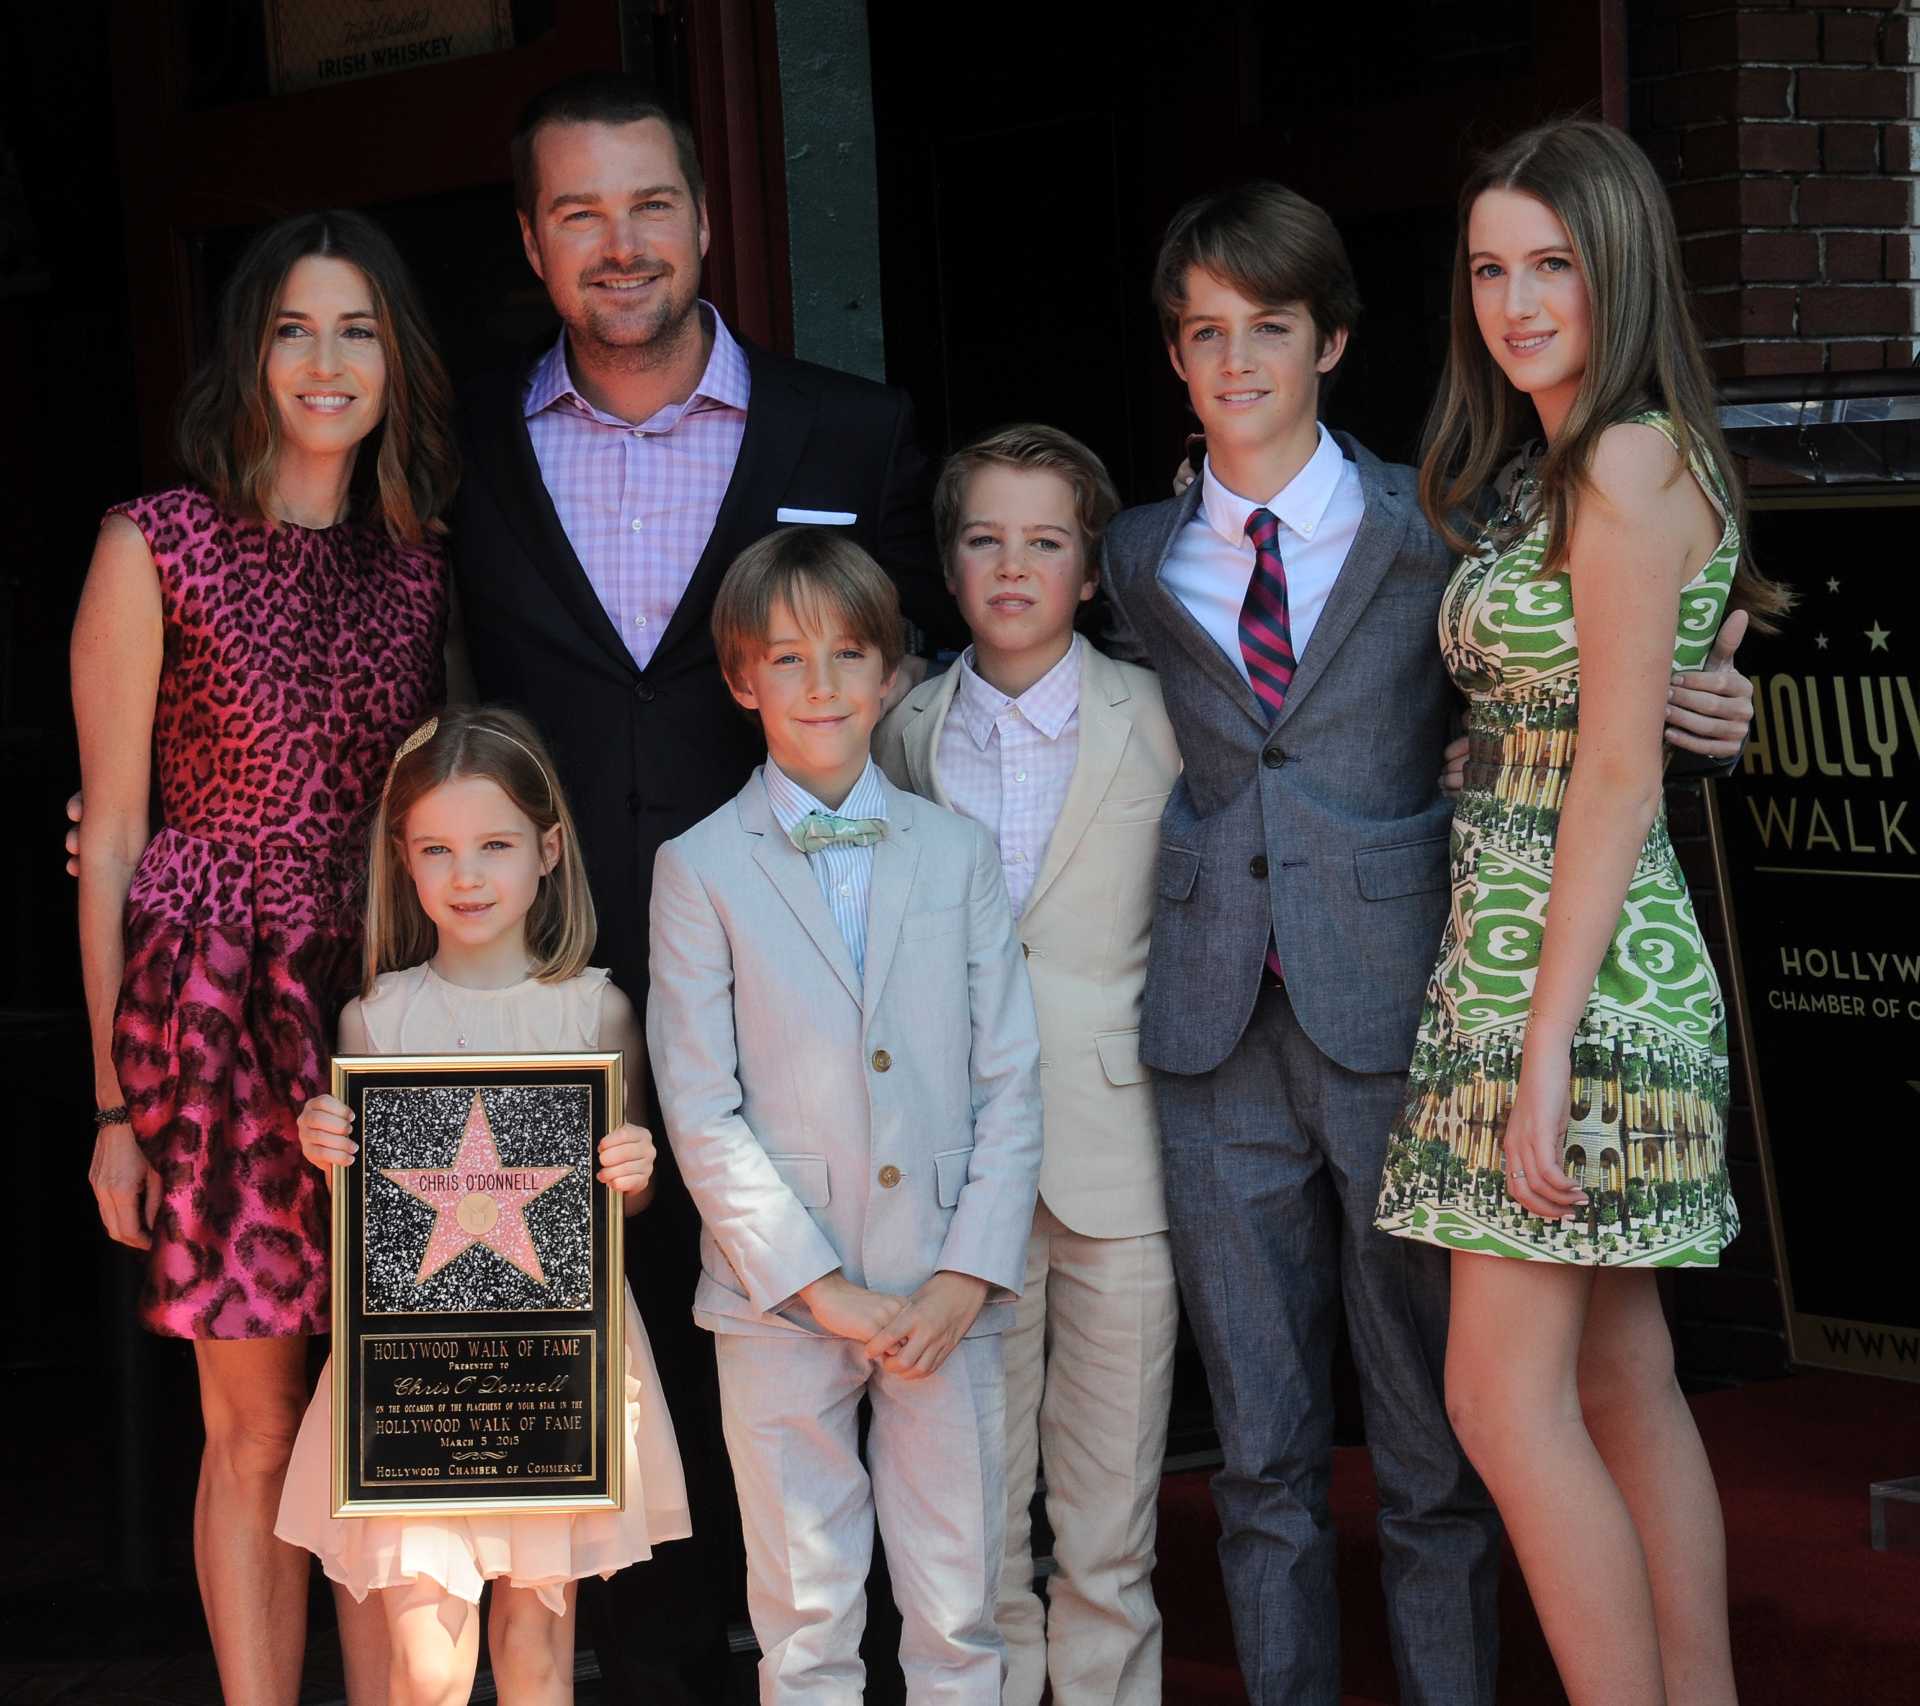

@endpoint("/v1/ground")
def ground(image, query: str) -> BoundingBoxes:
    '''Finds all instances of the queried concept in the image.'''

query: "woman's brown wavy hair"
[1419,120,1790,631]
[174,210,458,545]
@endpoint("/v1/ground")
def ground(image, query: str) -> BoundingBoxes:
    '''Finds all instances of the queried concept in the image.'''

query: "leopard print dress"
[108,488,446,1338]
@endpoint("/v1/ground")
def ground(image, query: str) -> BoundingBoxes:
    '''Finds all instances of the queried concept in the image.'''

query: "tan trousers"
[998,1202,1179,1706]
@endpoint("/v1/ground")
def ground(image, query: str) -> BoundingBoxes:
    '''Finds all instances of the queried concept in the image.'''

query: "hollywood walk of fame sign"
[1706,496,1920,1382]
[330,1053,626,1515]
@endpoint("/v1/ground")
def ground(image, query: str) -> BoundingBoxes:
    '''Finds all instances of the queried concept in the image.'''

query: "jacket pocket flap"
[1094,1029,1148,1086]
[933,1146,973,1208]
[1157,846,1200,901]
[768,1152,830,1209]
[1353,836,1449,901]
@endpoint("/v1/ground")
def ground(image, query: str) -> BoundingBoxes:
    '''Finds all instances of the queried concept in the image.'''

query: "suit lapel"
[652,342,817,664]
[740,778,863,1008]
[1022,646,1130,922]
[1139,482,1268,734]
[469,361,637,680]
[901,666,961,809]
[1273,437,1415,730]
[860,780,921,1017]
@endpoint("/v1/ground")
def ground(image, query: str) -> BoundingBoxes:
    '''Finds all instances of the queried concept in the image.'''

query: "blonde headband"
[383,715,556,803]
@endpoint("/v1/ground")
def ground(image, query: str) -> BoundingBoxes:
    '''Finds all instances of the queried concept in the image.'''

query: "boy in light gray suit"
[1101,184,1756,1706]
[646,526,1043,1704]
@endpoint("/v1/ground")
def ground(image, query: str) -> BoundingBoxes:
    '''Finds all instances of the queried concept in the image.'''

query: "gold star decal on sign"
[1866,622,1891,652]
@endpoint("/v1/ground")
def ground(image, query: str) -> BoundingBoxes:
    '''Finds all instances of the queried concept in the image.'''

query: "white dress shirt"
[762,759,889,979]
[1158,423,1365,686]
[937,639,1083,918]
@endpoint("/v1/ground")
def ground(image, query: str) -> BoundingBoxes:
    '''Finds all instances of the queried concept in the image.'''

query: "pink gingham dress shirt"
[522,306,751,669]
[938,637,1082,918]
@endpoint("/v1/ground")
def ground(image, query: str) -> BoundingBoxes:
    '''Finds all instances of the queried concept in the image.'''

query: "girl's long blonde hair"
[363,706,596,995]
[1419,118,1791,631]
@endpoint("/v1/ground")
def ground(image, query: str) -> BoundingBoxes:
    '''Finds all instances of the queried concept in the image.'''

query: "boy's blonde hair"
[363,705,596,996]
[932,423,1121,569]
[710,525,905,690]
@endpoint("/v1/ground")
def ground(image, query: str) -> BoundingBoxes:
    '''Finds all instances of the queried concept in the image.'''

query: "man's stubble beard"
[572,274,704,375]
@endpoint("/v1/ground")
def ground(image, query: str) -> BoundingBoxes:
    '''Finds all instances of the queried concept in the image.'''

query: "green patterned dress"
[1373,413,1737,1268]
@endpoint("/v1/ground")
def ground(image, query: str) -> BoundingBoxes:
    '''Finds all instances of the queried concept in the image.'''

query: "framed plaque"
[330,1053,625,1515]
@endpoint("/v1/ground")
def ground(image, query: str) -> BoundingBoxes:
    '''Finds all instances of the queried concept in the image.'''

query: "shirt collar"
[763,758,890,835]
[1201,422,1345,550]
[952,636,1083,750]
[522,301,752,424]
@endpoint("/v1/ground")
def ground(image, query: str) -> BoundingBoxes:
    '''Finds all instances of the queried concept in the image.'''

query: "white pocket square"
[776,507,858,526]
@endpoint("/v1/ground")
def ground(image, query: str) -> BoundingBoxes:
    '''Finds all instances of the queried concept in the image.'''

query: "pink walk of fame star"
[382,1091,574,1286]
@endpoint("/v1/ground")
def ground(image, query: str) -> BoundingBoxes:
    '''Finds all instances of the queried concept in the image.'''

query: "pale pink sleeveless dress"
[275,965,691,1612]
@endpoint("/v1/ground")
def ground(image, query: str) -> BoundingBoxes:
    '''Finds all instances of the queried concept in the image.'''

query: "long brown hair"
[174,210,459,546]
[364,707,596,995]
[1419,120,1790,630]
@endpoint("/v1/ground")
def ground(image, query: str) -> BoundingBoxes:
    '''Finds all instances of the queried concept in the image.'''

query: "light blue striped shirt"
[762,760,890,980]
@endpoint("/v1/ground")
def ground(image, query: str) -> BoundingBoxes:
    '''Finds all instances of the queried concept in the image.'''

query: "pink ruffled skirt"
[275,1286,690,1614]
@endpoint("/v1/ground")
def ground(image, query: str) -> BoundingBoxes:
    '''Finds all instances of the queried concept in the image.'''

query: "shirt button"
[630,518,644,532]
[878,1165,902,1189]
[871,1048,892,1073]
[1015,770,1027,783]
[838,883,851,897]
[634,614,648,628]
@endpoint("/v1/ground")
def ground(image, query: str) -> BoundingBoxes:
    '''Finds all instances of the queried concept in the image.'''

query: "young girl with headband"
[277,705,690,1703]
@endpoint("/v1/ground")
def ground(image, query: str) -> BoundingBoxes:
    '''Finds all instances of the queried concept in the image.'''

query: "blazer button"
[1262,746,1285,768]
[877,1164,902,1189]
[632,679,656,703]
[1250,854,1270,879]
[871,1048,892,1072]
[626,791,642,815]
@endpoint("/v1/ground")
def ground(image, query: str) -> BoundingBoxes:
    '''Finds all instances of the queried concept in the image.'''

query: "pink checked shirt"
[938,637,1083,918]
[522,306,751,670]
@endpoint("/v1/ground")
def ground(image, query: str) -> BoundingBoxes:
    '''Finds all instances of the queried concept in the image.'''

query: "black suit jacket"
[452,338,949,1004]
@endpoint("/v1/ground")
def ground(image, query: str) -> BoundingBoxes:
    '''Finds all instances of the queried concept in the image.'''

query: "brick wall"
[1632,0,1920,378]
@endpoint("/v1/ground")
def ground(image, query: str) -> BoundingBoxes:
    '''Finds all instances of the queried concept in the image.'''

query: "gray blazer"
[646,768,1043,1338]
[1102,433,1456,1079]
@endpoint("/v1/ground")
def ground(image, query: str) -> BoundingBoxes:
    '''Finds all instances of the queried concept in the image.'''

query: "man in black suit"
[455,73,948,1700]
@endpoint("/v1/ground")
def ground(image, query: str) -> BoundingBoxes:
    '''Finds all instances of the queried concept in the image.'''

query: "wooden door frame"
[108,0,792,483]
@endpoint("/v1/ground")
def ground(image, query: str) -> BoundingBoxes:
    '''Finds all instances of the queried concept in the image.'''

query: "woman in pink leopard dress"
[73,209,456,1704]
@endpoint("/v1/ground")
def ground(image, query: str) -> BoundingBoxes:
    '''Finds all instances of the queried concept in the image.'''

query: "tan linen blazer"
[874,642,1181,1238]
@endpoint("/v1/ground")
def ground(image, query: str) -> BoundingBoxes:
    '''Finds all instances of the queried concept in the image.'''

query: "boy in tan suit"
[648,528,1043,1703]
[874,427,1183,1706]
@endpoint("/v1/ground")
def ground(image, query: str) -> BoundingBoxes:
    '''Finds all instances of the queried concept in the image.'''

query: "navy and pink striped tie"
[1240,507,1297,716]
[1243,507,1292,981]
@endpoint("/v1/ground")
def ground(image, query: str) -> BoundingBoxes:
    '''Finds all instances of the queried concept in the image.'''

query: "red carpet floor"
[1151,1370,1920,1704]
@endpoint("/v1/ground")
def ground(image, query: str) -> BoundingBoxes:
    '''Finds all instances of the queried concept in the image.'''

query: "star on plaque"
[1866,622,1892,653]
[381,1092,573,1286]
[1826,577,1841,594]
[1815,633,1830,650]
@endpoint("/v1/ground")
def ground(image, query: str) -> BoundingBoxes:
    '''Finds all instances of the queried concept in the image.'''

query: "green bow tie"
[788,811,887,854]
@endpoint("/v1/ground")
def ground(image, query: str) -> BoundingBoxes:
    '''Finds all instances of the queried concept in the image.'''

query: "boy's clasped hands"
[799,1268,991,1378]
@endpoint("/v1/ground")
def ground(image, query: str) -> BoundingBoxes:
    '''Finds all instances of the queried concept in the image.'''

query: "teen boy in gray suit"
[1100,183,1755,1706]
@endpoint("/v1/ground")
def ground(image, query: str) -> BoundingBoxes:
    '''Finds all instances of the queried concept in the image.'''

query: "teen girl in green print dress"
[1373,411,1739,1268]
[1371,120,1791,1706]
